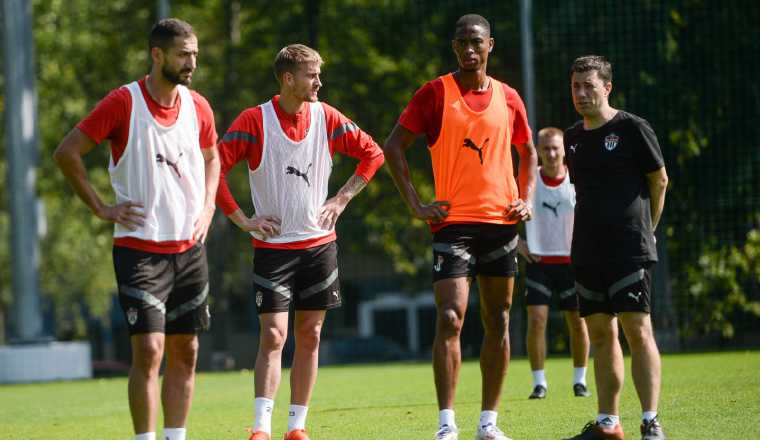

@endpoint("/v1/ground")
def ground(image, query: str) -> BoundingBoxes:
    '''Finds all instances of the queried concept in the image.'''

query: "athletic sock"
[573,367,587,385]
[642,411,658,423]
[532,369,548,388]
[479,410,498,429]
[439,408,456,429]
[162,427,186,440]
[288,404,308,431]
[135,434,156,440]
[254,397,275,434]
[597,413,620,427]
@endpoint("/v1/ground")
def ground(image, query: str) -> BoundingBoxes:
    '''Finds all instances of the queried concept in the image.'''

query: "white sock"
[254,397,275,434]
[135,434,156,440]
[532,369,547,388]
[162,428,186,440]
[597,414,620,427]
[439,408,456,428]
[288,404,308,431]
[479,410,498,429]
[642,411,658,423]
[573,367,587,385]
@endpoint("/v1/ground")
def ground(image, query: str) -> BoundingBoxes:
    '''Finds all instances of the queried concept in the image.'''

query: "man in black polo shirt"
[561,55,668,440]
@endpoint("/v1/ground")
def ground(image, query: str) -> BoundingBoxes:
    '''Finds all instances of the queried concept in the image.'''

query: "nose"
[186,55,197,70]
[315,75,322,87]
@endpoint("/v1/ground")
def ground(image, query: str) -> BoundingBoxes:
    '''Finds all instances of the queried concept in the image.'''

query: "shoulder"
[564,120,584,137]
[319,101,346,120]
[189,89,214,114]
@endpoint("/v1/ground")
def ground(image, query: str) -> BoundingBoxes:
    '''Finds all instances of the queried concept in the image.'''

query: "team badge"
[434,255,444,272]
[127,307,138,326]
[604,133,619,151]
[331,290,341,302]
[205,304,211,320]
[256,291,264,307]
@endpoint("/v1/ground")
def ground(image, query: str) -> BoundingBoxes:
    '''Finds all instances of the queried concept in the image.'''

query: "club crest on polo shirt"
[604,133,619,151]
[256,291,264,307]
[127,307,138,325]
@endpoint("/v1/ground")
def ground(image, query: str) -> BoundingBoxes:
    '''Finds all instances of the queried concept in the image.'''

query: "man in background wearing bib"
[215,44,384,440]
[54,18,220,440]
[517,127,591,401]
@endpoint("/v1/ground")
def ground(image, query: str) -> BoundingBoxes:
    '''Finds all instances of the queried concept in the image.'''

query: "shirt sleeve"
[632,118,665,174]
[191,91,218,148]
[215,108,263,215]
[398,80,443,145]
[504,85,532,145]
[322,103,385,183]
[76,87,130,145]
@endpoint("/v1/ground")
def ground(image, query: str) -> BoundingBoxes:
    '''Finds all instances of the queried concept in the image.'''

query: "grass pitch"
[1,351,758,439]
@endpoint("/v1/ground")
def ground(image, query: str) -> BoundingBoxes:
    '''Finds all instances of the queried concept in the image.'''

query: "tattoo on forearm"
[338,175,367,201]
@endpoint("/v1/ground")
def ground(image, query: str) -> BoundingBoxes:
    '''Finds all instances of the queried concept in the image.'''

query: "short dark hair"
[570,55,612,83]
[273,44,324,83]
[149,18,195,52]
[455,14,491,36]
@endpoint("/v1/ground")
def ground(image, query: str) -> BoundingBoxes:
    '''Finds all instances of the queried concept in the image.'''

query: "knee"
[295,324,322,353]
[588,326,615,348]
[624,325,654,352]
[168,338,199,372]
[132,339,164,374]
[483,307,509,336]
[260,325,287,353]
[527,314,547,333]
[437,307,464,336]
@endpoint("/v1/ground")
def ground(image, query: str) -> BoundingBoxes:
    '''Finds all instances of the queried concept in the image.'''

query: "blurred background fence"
[1,0,758,371]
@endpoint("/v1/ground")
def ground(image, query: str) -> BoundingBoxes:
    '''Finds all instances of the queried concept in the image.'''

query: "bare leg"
[254,312,289,398]
[585,314,623,415]
[619,312,661,413]
[162,334,199,428]
[128,333,165,434]
[290,310,327,405]
[564,310,590,368]
[477,275,514,410]
[526,305,549,372]
[432,277,470,410]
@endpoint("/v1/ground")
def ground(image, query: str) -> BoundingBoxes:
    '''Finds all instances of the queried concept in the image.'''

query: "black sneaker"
[640,416,665,440]
[562,420,624,440]
[573,383,591,397]
[529,384,547,399]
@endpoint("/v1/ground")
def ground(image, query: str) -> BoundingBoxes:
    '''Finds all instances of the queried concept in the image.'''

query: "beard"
[163,65,192,86]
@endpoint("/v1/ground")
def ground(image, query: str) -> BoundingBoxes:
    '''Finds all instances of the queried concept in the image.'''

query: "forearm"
[517,142,537,202]
[384,147,424,213]
[54,151,107,216]
[227,208,250,230]
[333,174,368,205]
[649,183,666,231]
[202,149,221,212]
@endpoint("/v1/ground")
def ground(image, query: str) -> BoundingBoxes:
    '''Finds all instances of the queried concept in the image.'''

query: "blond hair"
[273,44,324,83]
[538,126,563,144]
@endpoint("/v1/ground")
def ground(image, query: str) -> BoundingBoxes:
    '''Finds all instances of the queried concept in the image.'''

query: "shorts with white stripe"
[525,263,578,311]
[252,241,341,313]
[114,243,210,335]
[432,224,518,282]
[574,262,654,317]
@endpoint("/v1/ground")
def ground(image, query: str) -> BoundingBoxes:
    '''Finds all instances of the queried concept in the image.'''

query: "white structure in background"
[359,292,477,355]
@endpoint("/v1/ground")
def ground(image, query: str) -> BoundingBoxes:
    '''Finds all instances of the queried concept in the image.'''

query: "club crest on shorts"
[434,255,444,272]
[604,133,619,151]
[256,291,264,307]
[126,307,138,325]
[205,304,211,319]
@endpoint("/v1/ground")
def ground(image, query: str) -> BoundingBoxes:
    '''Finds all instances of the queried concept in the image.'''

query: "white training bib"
[249,100,332,243]
[525,168,575,256]
[109,82,205,242]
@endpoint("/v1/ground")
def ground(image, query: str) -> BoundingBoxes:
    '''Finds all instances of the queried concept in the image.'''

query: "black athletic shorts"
[252,241,341,314]
[432,224,518,282]
[525,262,579,311]
[114,243,210,335]
[574,262,655,317]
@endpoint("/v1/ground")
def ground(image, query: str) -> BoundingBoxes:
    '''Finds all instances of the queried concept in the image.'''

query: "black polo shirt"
[565,110,665,266]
